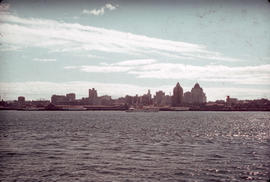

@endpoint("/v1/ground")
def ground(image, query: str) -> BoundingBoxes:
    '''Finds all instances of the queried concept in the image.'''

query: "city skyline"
[3,81,269,112]
[0,0,270,101]
[4,82,268,104]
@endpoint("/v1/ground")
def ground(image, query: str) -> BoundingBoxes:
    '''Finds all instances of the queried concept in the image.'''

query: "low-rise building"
[51,95,67,105]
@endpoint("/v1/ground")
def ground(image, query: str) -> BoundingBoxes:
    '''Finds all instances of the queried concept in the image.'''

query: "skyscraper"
[88,88,98,104]
[172,82,183,106]
[191,83,206,104]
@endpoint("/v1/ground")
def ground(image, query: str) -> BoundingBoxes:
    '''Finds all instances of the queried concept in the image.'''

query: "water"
[0,111,269,181]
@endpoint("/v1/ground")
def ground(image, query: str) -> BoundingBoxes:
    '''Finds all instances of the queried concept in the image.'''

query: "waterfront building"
[226,96,238,106]
[172,82,183,106]
[80,97,90,105]
[89,88,97,99]
[98,95,112,105]
[215,100,226,104]
[146,89,152,105]
[161,95,172,106]
[125,95,134,105]
[183,91,192,104]
[191,83,206,104]
[51,95,67,105]
[133,94,139,105]
[154,90,165,106]
[114,97,126,105]
[18,96,25,105]
[140,90,152,106]
[66,93,76,102]
[89,88,98,104]
[31,100,50,107]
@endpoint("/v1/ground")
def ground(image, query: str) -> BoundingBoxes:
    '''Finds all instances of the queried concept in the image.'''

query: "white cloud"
[80,65,132,72]
[0,81,269,101]
[113,59,157,66]
[64,66,78,70]
[65,59,270,85]
[64,59,157,73]
[33,58,56,62]
[82,3,118,16]
[131,63,270,85]
[83,8,105,16]
[0,14,243,63]
[105,3,117,10]
[64,65,131,73]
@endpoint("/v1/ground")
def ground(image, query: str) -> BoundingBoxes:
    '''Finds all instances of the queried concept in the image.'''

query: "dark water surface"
[0,111,269,181]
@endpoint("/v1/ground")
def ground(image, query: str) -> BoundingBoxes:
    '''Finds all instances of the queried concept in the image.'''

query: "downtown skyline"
[0,0,270,101]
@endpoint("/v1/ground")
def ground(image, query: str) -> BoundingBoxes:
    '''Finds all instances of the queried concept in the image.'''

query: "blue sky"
[0,0,270,101]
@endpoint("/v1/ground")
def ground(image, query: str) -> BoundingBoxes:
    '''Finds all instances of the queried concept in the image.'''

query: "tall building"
[191,83,206,104]
[183,91,192,104]
[89,88,97,99]
[146,89,152,105]
[88,88,97,104]
[154,90,165,106]
[172,82,183,106]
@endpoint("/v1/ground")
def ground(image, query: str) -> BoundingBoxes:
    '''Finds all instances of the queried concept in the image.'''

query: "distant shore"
[0,106,269,112]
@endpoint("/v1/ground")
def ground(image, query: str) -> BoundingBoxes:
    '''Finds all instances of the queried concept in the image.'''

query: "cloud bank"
[0,13,242,63]
[65,60,270,85]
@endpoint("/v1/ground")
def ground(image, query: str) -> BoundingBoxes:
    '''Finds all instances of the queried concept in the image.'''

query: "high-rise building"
[191,83,206,104]
[88,88,98,104]
[172,82,183,106]
[147,89,152,105]
[154,90,165,106]
[183,91,192,104]
[89,88,97,99]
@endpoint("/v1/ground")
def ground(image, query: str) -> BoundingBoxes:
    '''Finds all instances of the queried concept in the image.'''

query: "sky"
[0,0,270,101]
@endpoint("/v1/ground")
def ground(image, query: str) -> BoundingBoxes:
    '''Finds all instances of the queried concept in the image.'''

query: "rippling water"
[0,111,269,181]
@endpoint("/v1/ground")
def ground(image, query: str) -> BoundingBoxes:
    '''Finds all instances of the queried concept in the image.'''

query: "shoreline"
[0,108,269,112]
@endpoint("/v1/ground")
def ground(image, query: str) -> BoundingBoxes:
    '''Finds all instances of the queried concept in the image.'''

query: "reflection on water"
[0,111,269,181]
